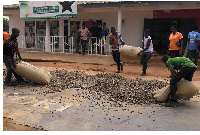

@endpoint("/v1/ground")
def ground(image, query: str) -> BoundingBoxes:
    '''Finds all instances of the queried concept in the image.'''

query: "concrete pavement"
[3,84,200,131]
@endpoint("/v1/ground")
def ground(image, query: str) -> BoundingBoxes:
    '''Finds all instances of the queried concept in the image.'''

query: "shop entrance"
[144,18,196,55]
[67,20,102,53]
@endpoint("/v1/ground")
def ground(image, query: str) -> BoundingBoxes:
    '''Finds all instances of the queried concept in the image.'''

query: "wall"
[7,9,153,49]
[9,13,25,48]
[153,9,200,32]
[122,10,153,47]
[76,10,153,47]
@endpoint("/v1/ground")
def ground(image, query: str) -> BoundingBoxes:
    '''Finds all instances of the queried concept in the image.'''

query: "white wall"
[122,10,153,47]
[9,14,25,48]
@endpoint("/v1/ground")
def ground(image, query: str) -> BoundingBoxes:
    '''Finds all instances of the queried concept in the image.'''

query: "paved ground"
[3,50,200,131]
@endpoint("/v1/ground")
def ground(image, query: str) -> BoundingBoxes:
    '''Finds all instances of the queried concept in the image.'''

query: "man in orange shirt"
[3,27,10,43]
[168,21,183,58]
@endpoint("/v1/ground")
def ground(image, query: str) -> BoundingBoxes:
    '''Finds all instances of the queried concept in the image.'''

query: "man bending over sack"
[3,28,26,86]
[162,55,197,107]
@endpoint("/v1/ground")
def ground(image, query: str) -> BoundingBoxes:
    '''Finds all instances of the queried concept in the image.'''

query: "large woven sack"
[119,45,143,61]
[154,79,199,102]
[176,79,199,100]
[13,61,52,85]
[153,85,170,102]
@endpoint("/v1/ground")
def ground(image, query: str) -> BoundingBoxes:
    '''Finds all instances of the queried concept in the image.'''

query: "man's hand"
[18,54,22,60]
[12,60,17,68]
[137,51,142,56]
[176,41,180,47]
[171,69,177,77]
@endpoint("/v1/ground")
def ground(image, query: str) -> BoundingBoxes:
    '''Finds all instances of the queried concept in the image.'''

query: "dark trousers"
[140,52,152,74]
[112,50,121,70]
[3,56,24,84]
[74,38,80,53]
[188,50,198,66]
[169,67,197,101]
[81,40,87,54]
[168,50,180,58]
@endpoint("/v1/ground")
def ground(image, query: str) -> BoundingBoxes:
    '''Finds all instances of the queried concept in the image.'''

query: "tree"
[3,17,9,28]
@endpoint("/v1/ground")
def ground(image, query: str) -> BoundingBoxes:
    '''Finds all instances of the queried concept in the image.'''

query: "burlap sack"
[153,85,170,102]
[154,79,199,102]
[176,79,199,100]
[13,61,52,85]
[119,45,143,62]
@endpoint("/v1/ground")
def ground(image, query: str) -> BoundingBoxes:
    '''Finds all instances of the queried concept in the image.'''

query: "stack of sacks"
[119,45,143,61]
[154,79,199,102]
[13,61,52,85]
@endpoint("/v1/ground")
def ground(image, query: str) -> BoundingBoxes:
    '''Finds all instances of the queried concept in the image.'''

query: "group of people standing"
[71,22,125,73]
[168,21,200,66]
[70,22,109,55]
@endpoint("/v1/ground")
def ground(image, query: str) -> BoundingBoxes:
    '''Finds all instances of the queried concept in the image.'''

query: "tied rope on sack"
[13,61,52,85]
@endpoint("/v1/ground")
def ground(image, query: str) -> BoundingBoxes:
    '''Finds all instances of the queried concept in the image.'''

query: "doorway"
[144,18,196,55]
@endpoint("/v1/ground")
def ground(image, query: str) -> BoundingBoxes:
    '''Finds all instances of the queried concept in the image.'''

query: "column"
[45,19,50,52]
[59,19,64,52]
[117,10,122,33]
[59,19,64,36]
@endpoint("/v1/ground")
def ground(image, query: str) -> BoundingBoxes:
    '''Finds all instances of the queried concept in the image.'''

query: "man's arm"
[137,39,150,56]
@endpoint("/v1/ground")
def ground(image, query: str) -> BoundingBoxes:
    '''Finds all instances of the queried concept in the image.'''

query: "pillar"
[45,19,50,52]
[117,10,122,33]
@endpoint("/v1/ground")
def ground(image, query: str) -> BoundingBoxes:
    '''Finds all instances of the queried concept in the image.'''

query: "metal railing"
[22,36,112,55]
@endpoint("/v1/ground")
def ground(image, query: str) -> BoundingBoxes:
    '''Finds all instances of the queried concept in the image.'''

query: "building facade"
[3,1,200,55]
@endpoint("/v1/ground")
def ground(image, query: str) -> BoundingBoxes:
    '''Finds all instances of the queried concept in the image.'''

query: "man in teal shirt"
[162,55,197,107]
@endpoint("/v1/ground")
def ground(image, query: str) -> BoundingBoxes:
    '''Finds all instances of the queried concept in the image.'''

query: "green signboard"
[33,6,59,14]
[20,1,77,19]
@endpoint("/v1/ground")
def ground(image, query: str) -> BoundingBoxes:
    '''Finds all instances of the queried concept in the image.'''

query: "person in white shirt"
[138,29,154,76]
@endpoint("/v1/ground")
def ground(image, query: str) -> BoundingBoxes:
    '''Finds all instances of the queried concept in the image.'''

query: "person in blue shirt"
[197,32,200,60]
[187,26,199,65]
[100,22,109,55]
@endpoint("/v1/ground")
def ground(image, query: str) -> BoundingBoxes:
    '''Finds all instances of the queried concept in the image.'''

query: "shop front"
[4,1,200,55]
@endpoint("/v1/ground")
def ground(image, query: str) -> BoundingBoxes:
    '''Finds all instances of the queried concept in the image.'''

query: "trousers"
[3,56,24,84]
[140,52,152,74]
[112,50,121,70]
[169,67,197,101]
